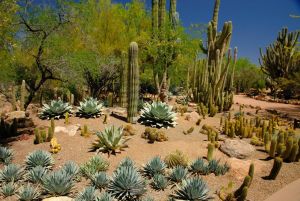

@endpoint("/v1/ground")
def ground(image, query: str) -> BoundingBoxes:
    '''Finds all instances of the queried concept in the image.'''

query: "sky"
[112,0,300,64]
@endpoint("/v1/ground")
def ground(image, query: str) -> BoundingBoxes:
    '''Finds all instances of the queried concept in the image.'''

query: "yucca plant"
[26,166,47,184]
[25,150,54,170]
[16,183,40,201]
[189,158,209,175]
[108,166,147,201]
[39,100,72,119]
[0,164,24,183]
[0,146,13,165]
[164,150,189,168]
[42,169,74,196]
[169,166,188,183]
[62,161,79,179]
[77,97,103,118]
[91,172,109,190]
[139,102,177,128]
[98,192,116,201]
[1,182,17,197]
[91,126,130,155]
[80,155,110,179]
[75,186,97,201]
[151,174,169,191]
[171,178,212,200]
[143,156,167,178]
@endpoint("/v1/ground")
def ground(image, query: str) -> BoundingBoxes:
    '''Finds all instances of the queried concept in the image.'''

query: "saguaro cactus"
[127,42,140,123]
[119,52,127,107]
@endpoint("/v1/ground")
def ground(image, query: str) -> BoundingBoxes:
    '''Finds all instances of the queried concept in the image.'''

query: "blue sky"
[112,0,300,64]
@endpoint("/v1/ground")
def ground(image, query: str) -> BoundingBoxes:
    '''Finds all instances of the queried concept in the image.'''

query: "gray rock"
[220,139,255,159]
[55,124,80,136]
[43,196,73,201]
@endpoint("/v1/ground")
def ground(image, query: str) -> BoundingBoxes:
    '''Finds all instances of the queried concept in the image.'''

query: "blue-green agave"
[143,156,167,178]
[39,100,72,119]
[0,146,13,165]
[25,150,54,170]
[77,97,103,118]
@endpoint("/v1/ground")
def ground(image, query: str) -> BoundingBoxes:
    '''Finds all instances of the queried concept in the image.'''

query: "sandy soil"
[2,95,300,201]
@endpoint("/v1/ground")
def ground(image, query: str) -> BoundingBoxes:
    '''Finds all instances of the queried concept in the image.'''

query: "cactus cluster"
[141,127,168,143]
[34,126,54,145]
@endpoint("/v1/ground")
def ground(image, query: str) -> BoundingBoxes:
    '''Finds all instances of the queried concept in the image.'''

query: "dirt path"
[234,95,300,119]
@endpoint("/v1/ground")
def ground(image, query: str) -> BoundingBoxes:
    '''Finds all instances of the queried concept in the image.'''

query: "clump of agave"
[25,150,54,170]
[16,183,40,201]
[0,164,24,183]
[77,97,103,118]
[1,182,17,197]
[143,156,167,178]
[75,186,97,201]
[80,155,110,179]
[91,126,130,155]
[169,166,188,183]
[151,174,169,191]
[39,100,72,119]
[139,102,177,128]
[0,146,13,165]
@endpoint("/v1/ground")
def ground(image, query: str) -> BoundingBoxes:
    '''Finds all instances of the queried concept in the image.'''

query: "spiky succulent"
[62,161,79,179]
[42,169,74,196]
[151,174,169,191]
[0,164,24,183]
[16,183,40,201]
[91,172,109,190]
[92,126,130,155]
[189,158,209,175]
[80,155,110,179]
[164,150,189,168]
[143,156,167,178]
[138,102,177,128]
[169,166,188,183]
[39,100,72,119]
[117,157,135,169]
[25,150,54,170]
[1,182,17,197]
[77,97,103,118]
[26,166,47,184]
[98,192,116,201]
[208,160,230,176]
[141,196,155,201]
[0,146,13,165]
[75,186,97,201]
[108,166,147,200]
[171,178,212,200]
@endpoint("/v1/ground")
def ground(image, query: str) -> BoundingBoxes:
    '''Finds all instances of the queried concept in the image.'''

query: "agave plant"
[26,166,48,184]
[91,126,130,155]
[75,186,97,201]
[141,196,155,201]
[208,160,230,176]
[77,97,103,118]
[98,192,116,201]
[25,150,54,170]
[108,166,147,200]
[80,155,110,179]
[42,169,74,196]
[62,161,79,179]
[0,146,13,165]
[143,156,167,178]
[171,178,212,200]
[189,158,209,175]
[91,172,110,190]
[16,183,40,201]
[0,164,24,183]
[1,182,17,197]
[139,102,177,128]
[151,174,169,191]
[169,166,188,183]
[117,157,135,169]
[39,100,72,119]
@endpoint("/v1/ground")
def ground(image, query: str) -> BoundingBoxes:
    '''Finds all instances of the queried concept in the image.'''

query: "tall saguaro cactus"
[127,42,140,123]
[152,0,159,37]
[119,52,127,107]
[169,0,177,28]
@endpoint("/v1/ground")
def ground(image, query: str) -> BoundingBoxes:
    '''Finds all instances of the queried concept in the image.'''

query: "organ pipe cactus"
[127,42,140,123]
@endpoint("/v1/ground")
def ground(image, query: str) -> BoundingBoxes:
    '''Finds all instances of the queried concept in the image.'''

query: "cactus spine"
[127,42,140,123]
[119,52,127,108]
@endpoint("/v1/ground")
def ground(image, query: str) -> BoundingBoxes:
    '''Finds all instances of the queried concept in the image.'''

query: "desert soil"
[2,95,300,201]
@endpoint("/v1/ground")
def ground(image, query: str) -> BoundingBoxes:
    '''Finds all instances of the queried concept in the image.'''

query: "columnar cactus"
[119,52,127,108]
[169,0,177,28]
[11,86,17,111]
[152,0,159,37]
[267,157,283,180]
[127,42,140,123]
[20,80,26,111]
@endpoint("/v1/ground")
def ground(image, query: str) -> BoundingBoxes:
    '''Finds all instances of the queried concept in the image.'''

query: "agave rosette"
[39,100,72,119]
[139,102,177,128]
[77,97,103,118]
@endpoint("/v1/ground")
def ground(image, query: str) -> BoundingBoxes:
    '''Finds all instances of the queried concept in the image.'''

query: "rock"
[4,111,35,135]
[220,139,255,159]
[43,196,73,201]
[0,94,13,115]
[188,102,197,108]
[55,124,80,136]
[111,107,127,116]
[227,158,268,180]
[189,111,200,122]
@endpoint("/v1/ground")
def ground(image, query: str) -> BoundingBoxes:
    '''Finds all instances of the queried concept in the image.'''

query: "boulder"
[55,124,80,136]
[43,197,73,201]
[220,139,255,159]
[4,111,34,135]
[189,111,200,122]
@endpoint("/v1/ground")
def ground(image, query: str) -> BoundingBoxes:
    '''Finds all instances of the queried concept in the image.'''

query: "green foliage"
[80,155,109,179]
[1,182,17,197]
[98,192,116,201]
[39,100,72,119]
[16,183,40,201]
[117,157,135,169]
[139,102,177,128]
[151,174,169,190]
[91,172,109,190]
[77,97,103,118]
[61,161,79,179]
[26,166,47,184]
[108,166,147,201]
[0,164,24,183]
[92,126,130,155]
[169,166,188,183]
[75,186,97,201]
[25,150,54,170]
[143,156,167,178]
[189,158,209,175]
[170,178,212,200]
[0,146,13,165]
